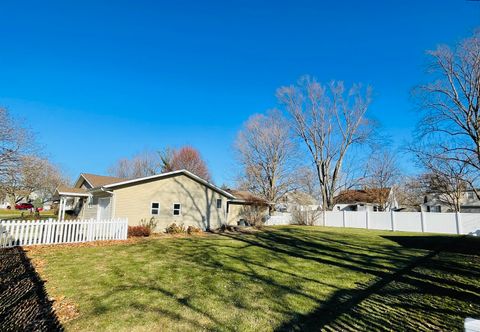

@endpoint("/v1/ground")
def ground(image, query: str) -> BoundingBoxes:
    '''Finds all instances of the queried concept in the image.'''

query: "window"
[467,192,474,200]
[173,203,181,216]
[429,205,441,213]
[87,195,97,208]
[151,202,160,215]
[216,198,222,209]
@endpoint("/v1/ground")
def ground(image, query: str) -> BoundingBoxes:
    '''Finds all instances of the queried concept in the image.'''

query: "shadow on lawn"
[72,227,479,331]
[0,247,62,331]
[217,229,480,332]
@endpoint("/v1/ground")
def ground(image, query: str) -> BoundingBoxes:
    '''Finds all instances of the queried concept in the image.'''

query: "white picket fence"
[0,218,128,248]
[266,211,480,235]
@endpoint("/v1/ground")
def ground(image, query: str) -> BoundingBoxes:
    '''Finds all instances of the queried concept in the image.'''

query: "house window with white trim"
[216,198,222,209]
[173,203,181,216]
[151,202,160,215]
[467,192,474,200]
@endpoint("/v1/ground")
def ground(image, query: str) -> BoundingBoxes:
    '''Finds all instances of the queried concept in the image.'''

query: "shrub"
[140,216,158,231]
[166,223,185,234]
[128,226,151,237]
[187,226,201,234]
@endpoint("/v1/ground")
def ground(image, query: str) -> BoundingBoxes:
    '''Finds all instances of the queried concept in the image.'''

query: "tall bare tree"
[395,176,427,212]
[235,110,296,210]
[415,153,472,212]
[277,76,374,210]
[364,149,401,210]
[414,30,480,197]
[108,150,162,179]
[0,108,31,181]
[1,156,67,207]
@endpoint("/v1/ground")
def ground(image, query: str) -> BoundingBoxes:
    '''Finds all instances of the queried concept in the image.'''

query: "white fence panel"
[271,210,480,236]
[395,212,423,232]
[460,213,480,235]
[369,212,392,230]
[424,213,457,234]
[265,214,293,226]
[346,211,367,229]
[0,218,128,248]
[324,212,343,227]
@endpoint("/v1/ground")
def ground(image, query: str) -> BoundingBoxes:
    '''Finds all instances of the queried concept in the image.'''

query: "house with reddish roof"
[333,188,398,212]
[54,170,266,231]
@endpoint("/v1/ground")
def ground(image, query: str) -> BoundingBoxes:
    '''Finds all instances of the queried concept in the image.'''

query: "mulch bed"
[0,247,63,331]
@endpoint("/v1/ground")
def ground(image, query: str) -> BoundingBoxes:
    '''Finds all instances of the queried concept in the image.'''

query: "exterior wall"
[112,174,228,231]
[226,202,269,225]
[76,192,112,219]
[227,203,245,225]
[422,191,480,213]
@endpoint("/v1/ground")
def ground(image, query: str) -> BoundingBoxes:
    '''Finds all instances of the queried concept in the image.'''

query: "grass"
[0,208,57,220]
[27,226,480,331]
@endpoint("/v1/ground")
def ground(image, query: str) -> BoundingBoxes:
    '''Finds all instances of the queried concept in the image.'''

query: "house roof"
[103,169,236,199]
[334,188,391,204]
[225,189,268,203]
[56,185,89,197]
[79,173,126,188]
[281,191,318,205]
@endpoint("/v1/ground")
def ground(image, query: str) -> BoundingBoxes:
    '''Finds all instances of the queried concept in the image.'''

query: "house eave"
[102,169,236,199]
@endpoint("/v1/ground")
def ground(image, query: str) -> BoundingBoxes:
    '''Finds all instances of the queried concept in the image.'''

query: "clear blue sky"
[0,1,479,185]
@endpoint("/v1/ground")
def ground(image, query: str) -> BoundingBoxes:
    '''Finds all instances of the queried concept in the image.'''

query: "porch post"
[61,197,66,220]
[57,197,63,221]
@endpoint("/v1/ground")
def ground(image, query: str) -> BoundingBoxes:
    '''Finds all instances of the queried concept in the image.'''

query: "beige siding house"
[55,170,265,231]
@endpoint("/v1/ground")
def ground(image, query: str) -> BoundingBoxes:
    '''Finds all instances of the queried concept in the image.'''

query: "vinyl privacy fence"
[0,218,128,248]
[266,211,480,235]
[320,211,480,235]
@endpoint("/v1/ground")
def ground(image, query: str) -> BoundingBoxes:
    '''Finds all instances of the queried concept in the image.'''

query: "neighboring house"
[275,191,320,213]
[333,188,398,212]
[54,170,266,231]
[421,189,480,213]
[0,191,40,209]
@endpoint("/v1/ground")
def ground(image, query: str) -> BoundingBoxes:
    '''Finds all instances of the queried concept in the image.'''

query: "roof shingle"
[81,173,126,188]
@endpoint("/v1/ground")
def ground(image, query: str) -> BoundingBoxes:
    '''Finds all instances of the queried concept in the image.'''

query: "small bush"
[187,226,201,234]
[140,216,158,231]
[128,226,151,237]
[166,223,185,234]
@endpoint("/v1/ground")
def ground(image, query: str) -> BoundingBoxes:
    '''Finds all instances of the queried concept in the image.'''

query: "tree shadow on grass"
[271,233,480,332]
[45,227,480,331]
[0,247,62,331]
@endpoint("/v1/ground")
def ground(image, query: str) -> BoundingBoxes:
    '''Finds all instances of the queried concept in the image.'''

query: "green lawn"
[0,209,56,220]
[28,226,480,331]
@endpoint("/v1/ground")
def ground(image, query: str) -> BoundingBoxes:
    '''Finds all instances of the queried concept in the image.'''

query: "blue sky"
[0,1,479,185]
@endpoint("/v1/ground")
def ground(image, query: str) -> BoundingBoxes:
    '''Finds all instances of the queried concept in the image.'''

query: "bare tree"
[294,166,320,200]
[364,149,401,210]
[0,108,31,182]
[108,151,162,179]
[1,156,67,207]
[161,146,211,180]
[414,30,480,197]
[235,110,297,211]
[416,155,472,212]
[394,176,426,212]
[277,76,374,210]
